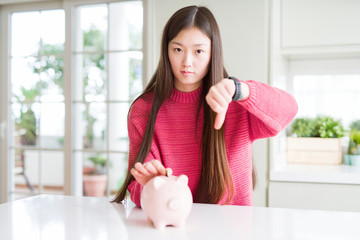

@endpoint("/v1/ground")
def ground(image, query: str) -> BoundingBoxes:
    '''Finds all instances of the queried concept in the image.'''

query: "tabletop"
[0,194,359,240]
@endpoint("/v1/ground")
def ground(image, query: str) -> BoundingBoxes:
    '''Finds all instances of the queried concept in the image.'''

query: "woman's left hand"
[205,78,235,130]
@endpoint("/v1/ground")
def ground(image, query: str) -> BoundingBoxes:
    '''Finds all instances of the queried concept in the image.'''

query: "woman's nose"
[183,53,192,67]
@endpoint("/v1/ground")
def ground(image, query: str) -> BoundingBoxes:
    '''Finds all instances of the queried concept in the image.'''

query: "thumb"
[214,112,226,130]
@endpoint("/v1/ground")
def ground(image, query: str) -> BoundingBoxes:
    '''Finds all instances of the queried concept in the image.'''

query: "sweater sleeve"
[126,96,159,207]
[238,80,298,141]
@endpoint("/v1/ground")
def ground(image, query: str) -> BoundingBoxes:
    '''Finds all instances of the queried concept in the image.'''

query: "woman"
[113,5,297,206]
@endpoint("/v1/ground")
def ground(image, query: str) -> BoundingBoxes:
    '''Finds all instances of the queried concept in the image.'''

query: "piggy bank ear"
[153,176,166,189]
[177,175,188,185]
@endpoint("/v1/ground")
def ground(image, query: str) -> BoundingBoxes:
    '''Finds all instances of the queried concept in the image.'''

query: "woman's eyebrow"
[170,41,208,47]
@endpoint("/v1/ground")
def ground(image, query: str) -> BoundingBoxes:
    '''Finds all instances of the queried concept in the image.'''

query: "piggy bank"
[140,174,193,229]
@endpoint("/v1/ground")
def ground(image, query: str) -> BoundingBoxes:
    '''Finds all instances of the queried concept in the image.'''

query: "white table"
[0,194,359,240]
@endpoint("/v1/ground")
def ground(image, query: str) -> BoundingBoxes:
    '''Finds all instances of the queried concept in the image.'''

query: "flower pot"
[350,155,360,166]
[344,155,352,165]
[83,166,95,175]
[83,174,107,197]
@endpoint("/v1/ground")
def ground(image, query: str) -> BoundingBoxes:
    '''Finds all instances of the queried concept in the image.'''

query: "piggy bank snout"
[167,198,181,211]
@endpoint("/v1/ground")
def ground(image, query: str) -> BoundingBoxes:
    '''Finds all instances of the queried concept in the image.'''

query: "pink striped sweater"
[127,80,298,206]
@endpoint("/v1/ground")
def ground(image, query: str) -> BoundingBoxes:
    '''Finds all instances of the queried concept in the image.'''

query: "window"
[3,0,143,201]
[289,59,360,129]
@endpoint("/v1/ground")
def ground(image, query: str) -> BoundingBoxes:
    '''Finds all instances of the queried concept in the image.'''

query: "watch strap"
[227,76,242,101]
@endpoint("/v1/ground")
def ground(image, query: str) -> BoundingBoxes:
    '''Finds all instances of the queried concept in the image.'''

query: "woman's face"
[168,27,211,92]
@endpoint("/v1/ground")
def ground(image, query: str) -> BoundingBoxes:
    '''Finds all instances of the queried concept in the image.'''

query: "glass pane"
[74,103,107,150]
[108,52,142,101]
[73,53,107,102]
[40,10,65,48]
[77,4,107,52]
[73,54,84,101]
[109,1,143,50]
[41,151,64,194]
[38,55,65,100]
[40,103,64,148]
[11,57,40,102]
[129,53,143,100]
[73,103,83,150]
[82,152,108,197]
[109,153,128,194]
[12,103,40,147]
[11,11,41,57]
[109,103,129,152]
[293,74,360,128]
[13,150,39,195]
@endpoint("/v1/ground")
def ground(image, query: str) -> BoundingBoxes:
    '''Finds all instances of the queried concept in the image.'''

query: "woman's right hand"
[130,160,172,186]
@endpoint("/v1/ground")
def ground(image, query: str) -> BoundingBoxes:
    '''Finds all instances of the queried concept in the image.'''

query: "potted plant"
[83,154,108,197]
[14,86,40,146]
[344,121,360,166]
[287,116,345,164]
[349,120,360,131]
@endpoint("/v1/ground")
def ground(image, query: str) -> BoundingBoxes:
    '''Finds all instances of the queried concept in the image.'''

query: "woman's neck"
[170,86,203,104]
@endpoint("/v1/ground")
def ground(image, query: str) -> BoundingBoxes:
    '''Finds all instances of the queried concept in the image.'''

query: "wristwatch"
[227,76,242,101]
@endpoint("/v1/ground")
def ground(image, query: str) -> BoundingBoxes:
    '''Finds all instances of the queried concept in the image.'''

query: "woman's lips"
[181,71,194,76]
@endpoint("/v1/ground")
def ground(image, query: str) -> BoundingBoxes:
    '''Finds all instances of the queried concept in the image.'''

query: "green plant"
[14,86,40,145]
[291,118,316,137]
[314,116,345,138]
[349,120,360,131]
[87,154,107,175]
[17,109,37,144]
[290,116,344,138]
[348,130,360,155]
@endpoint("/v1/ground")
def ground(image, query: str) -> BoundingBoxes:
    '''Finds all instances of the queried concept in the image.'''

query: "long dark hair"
[113,5,235,204]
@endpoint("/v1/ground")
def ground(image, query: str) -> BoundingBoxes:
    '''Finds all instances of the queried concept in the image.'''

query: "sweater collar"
[169,86,203,104]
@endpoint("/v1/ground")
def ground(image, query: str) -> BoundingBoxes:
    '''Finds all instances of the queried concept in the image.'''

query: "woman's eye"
[196,49,203,54]
[174,48,182,52]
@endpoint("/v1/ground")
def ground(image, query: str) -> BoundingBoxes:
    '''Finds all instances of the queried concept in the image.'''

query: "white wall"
[282,0,360,48]
[280,0,360,60]
[148,0,270,206]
